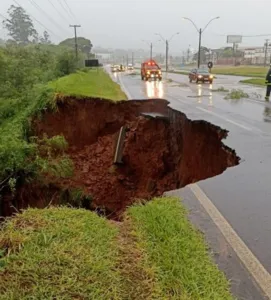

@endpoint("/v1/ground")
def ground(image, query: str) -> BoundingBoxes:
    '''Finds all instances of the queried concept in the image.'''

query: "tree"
[3,5,37,44]
[193,46,210,63]
[59,37,93,56]
[40,31,51,45]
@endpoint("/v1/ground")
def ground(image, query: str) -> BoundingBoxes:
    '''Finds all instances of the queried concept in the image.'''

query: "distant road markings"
[196,106,253,131]
[190,183,271,299]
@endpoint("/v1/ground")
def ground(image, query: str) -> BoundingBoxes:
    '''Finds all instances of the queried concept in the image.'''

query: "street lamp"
[155,32,180,72]
[141,39,161,60]
[183,17,220,68]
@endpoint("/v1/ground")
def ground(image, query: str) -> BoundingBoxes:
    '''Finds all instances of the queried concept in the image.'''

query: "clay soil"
[3,97,240,218]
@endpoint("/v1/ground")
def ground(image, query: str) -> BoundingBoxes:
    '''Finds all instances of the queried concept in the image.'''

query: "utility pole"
[69,24,81,59]
[132,52,134,65]
[126,54,129,66]
[187,45,191,64]
[264,39,269,67]
[150,42,153,60]
[198,29,202,68]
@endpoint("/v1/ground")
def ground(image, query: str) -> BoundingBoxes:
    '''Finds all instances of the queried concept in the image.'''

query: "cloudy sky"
[0,0,271,54]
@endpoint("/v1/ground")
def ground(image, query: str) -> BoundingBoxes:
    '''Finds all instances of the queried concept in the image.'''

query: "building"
[242,46,271,65]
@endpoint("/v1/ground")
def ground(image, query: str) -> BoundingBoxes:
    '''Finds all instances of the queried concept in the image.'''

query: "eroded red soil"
[2,97,240,218]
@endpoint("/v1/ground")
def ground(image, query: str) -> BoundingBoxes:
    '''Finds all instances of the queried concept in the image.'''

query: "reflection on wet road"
[144,81,164,98]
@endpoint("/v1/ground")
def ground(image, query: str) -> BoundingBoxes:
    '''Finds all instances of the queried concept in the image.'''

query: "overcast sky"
[1,0,271,54]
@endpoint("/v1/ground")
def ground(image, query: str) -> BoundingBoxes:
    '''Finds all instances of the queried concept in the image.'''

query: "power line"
[243,34,271,38]
[57,0,72,18]
[0,13,9,22]
[12,0,61,39]
[211,32,271,38]
[63,0,78,21]
[28,0,70,35]
[47,0,70,24]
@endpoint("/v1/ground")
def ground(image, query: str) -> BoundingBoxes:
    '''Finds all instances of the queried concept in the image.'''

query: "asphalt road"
[113,69,271,299]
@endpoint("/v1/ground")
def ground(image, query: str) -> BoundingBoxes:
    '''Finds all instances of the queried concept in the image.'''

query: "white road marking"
[189,183,271,299]
[118,74,132,100]
[196,106,253,131]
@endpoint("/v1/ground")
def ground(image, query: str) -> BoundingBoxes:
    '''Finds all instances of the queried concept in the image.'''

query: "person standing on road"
[265,64,271,101]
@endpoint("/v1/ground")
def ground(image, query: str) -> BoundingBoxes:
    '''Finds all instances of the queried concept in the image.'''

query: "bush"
[55,50,78,76]
[0,44,80,182]
[0,44,80,98]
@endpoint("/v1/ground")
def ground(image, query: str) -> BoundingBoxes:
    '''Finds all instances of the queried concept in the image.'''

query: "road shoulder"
[166,187,267,300]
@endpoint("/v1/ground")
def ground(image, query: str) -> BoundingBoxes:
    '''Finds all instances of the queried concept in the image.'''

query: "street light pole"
[166,40,169,72]
[142,40,160,60]
[183,17,219,68]
[155,32,179,72]
[198,28,202,69]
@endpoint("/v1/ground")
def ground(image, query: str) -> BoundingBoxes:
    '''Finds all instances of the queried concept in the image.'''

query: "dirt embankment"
[2,97,240,218]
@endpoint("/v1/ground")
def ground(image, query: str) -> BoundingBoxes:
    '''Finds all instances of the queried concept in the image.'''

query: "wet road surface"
[113,70,271,299]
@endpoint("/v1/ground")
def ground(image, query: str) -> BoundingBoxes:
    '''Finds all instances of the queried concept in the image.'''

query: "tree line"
[2,5,93,56]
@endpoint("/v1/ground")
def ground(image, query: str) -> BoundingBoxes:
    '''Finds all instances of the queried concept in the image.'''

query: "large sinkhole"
[3,97,240,218]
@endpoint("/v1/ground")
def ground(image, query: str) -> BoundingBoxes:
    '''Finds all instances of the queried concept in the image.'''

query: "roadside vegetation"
[0,198,233,299]
[50,69,127,100]
[0,44,80,186]
[0,4,101,186]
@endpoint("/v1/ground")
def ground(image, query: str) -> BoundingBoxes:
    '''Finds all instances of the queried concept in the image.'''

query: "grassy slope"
[49,69,127,101]
[212,66,267,78]
[0,198,232,299]
[128,198,232,300]
[0,208,121,300]
[0,68,126,180]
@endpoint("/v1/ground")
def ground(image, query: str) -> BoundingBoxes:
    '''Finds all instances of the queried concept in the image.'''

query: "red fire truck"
[141,59,162,81]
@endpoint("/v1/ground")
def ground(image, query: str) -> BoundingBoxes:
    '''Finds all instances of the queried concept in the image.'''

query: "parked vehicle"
[189,68,214,84]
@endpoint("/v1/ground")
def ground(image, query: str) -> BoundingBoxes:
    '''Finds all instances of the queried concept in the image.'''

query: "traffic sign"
[208,61,213,69]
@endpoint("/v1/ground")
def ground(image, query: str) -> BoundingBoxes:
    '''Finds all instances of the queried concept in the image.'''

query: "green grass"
[213,66,268,78]
[0,207,122,300]
[128,197,233,300]
[240,78,266,86]
[0,198,233,299]
[49,69,127,101]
